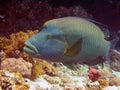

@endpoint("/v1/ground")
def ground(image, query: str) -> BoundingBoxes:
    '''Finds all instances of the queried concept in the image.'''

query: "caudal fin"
[107,34,119,63]
[110,34,119,50]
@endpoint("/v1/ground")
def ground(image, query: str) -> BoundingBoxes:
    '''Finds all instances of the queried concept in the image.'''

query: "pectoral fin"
[64,38,83,57]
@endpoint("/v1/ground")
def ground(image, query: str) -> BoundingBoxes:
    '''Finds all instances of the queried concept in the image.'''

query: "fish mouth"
[24,42,39,55]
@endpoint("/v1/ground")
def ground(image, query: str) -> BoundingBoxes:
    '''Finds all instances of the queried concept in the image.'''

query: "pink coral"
[88,67,102,81]
[1,57,32,78]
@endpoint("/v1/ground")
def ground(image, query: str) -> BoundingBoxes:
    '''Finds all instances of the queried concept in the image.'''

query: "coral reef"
[1,57,32,78]
[0,31,119,89]
[0,37,11,50]
[31,64,88,90]
[0,0,93,37]
[0,30,59,80]
[0,30,38,62]
[0,57,120,90]
[0,0,120,34]
[0,0,119,89]
[0,70,29,90]
[4,30,38,60]
[29,62,120,90]
[100,70,120,86]
[0,0,119,49]
[31,59,58,80]
[86,80,101,90]
[98,79,109,88]
[87,77,109,90]
[54,6,93,18]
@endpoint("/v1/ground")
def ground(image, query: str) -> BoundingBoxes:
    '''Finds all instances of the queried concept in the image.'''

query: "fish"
[23,17,119,64]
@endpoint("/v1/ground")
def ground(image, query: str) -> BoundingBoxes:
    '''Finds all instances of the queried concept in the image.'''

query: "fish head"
[24,24,67,61]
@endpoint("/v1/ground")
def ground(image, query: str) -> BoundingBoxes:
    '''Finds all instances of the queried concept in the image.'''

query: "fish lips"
[24,42,39,56]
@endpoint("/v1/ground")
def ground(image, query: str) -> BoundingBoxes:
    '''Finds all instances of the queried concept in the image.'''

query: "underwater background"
[0,0,120,90]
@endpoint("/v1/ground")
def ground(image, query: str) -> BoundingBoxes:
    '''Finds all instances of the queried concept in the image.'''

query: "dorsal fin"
[82,17,108,28]
[64,38,83,57]
[82,17,110,39]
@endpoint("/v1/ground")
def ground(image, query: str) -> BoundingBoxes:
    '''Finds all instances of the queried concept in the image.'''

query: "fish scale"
[54,17,110,62]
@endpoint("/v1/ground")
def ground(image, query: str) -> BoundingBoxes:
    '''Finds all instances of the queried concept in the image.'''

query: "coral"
[5,30,38,57]
[21,51,34,63]
[0,0,94,37]
[0,30,61,80]
[110,49,120,71]
[43,75,61,84]
[15,84,29,90]
[88,67,102,81]
[0,0,54,36]
[0,50,6,60]
[0,70,29,90]
[87,80,100,87]
[55,6,93,18]
[86,79,109,90]
[98,79,109,88]
[30,63,88,90]
[31,59,58,80]
[0,30,38,62]
[109,76,120,86]
[86,80,100,90]
[100,70,120,86]
[1,57,32,78]
[0,37,11,50]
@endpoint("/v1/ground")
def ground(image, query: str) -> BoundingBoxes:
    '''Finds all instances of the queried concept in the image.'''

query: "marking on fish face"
[47,33,52,39]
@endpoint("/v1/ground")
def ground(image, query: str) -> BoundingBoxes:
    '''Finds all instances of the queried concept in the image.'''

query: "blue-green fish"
[24,17,118,64]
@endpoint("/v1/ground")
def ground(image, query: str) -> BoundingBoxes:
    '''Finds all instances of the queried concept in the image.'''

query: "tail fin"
[107,35,119,63]
[110,34,119,50]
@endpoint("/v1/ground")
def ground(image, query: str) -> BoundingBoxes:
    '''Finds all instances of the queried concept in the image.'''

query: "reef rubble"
[1,61,120,90]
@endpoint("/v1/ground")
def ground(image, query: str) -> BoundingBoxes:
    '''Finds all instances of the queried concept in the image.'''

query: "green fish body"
[24,17,117,64]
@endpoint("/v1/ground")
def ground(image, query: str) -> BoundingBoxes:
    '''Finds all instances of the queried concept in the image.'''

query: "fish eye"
[47,34,52,39]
